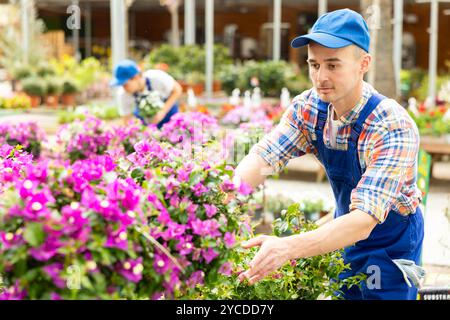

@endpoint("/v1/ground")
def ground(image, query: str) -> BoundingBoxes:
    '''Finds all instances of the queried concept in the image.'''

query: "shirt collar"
[326,81,376,126]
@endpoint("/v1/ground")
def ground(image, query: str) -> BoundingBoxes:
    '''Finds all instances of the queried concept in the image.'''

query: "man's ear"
[361,54,372,74]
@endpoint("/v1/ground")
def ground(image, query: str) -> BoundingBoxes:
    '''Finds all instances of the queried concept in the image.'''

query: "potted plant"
[21,77,45,107]
[44,77,62,108]
[186,71,205,95]
[61,77,80,106]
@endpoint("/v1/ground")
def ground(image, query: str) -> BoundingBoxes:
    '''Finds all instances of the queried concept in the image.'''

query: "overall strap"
[145,77,152,91]
[315,100,329,132]
[350,93,386,145]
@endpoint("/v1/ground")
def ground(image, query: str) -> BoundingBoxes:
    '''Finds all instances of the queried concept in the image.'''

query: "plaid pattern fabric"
[250,82,422,223]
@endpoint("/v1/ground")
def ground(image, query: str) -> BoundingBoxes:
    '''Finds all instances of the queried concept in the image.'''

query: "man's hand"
[238,235,292,285]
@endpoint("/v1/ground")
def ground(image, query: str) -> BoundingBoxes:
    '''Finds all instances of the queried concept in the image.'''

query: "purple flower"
[164,221,186,240]
[203,204,218,218]
[0,231,24,250]
[224,232,236,248]
[0,281,27,300]
[186,270,205,288]
[117,257,143,283]
[104,225,129,251]
[219,262,232,276]
[191,182,209,197]
[43,262,65,289]
[190,218,221,238]
[153,253,170,275]
[163,269,181,294]
[202,247,219,263]
[177,166,192,183]
[237,181,253,196]
[175,236,194,256]
[50,292,62,300]
[29,237,61,261]
[221,180,235,192]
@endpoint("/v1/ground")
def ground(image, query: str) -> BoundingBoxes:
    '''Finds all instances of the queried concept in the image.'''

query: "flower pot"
[45,95,59,108]
[190,83,204,96]
[61,94,76,106]
[179,80,189,93]
[29,95,41,108]
[213,80,222,92]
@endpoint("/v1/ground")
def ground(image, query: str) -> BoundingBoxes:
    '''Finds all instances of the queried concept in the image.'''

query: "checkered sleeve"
[350,123,420,223]
[249,95,313,172]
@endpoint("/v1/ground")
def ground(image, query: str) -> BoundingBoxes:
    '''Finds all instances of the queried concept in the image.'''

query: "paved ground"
[1,108,449,290]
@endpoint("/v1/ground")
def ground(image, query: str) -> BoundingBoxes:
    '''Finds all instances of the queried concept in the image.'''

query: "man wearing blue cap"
[235,9,424,300]
[110,59,182,128]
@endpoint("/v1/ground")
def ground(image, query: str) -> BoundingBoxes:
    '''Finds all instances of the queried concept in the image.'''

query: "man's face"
[123,74,144,94]
[307,42,369,104]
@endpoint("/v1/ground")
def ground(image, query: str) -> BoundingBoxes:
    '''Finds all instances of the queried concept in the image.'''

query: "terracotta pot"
[179,80,189,93]
[190,83,204,96]
[61,94,76,106]
[213,80,222,92]
[29,95,41,108]
[45,95,59,107]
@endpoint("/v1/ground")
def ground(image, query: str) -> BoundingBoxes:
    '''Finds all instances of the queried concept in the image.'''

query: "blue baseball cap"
[110,59,140,87]
[291,9,370,53]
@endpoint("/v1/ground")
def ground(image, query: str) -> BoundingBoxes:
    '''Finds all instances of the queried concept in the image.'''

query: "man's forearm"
[162,83,182,113]
[234,153,274,188]
[286,209,378,259]
[122,114,133,125]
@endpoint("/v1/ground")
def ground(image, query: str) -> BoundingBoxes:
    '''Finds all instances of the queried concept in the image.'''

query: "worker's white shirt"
[116,69,176,116]
[327,103,340,149]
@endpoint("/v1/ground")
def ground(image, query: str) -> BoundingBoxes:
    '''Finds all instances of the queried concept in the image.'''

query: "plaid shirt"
[250,82,422,223]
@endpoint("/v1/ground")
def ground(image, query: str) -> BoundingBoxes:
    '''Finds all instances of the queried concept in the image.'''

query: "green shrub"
[22,77,46,96]
[62,78,80,94]
[44,77,62,95]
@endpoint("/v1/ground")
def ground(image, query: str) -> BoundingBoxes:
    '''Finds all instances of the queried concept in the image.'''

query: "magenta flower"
[224,232,236,248]
[203,204,218,218]
[29,237,61,261]
[162,269,181,294]
[175,235,194,256]
[237,181,253,196]
[117,257,143,283]
[176,163,193,183]
[50,292,62,300]
[191,182,209,197]
[42,262,65,289]
[164,221,187,240]
[190,218,221,238]
[187,270,205,288]
[153,253,170,275]
[0,281,27,300]
[202,247,219,263]
[221,180,235,192]
[104,225,129,251]
[219,262,232,276]
[0,231,23,250]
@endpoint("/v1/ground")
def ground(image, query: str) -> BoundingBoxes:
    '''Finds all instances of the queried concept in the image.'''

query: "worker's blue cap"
[110,59,140,87]
[291,9,370,53]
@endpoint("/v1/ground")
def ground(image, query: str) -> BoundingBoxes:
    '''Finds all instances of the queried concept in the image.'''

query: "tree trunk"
[361,0,397,99]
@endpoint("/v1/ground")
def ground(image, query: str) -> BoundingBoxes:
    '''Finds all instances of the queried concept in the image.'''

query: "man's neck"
[331,82,364,119]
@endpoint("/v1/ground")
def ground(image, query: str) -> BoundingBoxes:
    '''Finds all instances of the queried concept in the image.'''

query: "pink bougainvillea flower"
[117,257,144,283]
[203,204,218,218]
[42,262,65,289]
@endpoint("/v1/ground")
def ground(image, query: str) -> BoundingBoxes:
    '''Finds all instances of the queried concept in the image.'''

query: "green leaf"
[23,222,45,247]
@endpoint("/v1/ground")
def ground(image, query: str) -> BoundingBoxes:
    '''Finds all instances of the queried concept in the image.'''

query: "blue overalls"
[311,93,424,300]
[133,78,179,129]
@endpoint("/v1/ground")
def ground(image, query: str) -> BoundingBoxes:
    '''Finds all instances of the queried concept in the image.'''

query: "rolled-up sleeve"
[350,124,420,223]
[249,98,313,172]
